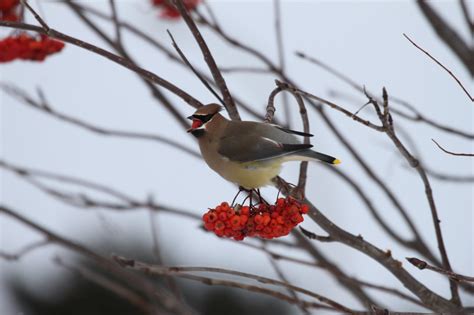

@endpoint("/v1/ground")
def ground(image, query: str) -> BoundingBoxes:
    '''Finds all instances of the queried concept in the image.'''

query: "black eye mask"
[193,114,214,123]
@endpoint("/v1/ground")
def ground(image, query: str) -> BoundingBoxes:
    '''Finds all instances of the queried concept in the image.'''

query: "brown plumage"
[187,104,340,189]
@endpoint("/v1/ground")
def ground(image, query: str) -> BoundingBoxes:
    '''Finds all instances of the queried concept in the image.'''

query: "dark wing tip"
[281,143,313,152]
[276,126,314,137]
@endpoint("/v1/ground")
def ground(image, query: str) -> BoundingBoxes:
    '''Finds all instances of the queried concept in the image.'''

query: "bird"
[187,103,340,190]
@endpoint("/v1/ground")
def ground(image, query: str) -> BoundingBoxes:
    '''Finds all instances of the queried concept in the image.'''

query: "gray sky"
[1,0,473,313]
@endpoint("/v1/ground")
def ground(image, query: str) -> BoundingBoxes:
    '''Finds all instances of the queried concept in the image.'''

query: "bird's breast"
[198,138,282,189]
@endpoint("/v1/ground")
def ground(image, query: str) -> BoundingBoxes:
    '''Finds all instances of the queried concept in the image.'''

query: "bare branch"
[407,257,474,283]
[173,0,240,120]
[432,139,474,157]
[113,255,356,313]
[0,159,201,221]
[315,107,439,265]
[274,177,461,312]
[0,205,195,315]
[273,0,291,127]
[0,20,203,110]
[167,30,225,106]
[0,83,200,159]
[299,227,334,242]
[55,257,153,314]
[263,243,311,314]
[298,53,474,139]
[459,0,474,36]
[218,66,271,74]
[148,209,183,300]
[68,3,266,122]
[416,0,474,76]
[366,89,461,305]
[424,167,474,183]
[108,0,122,44]
[275,81,385,131]
[403,33,473,102]
[266,81,310,198]
[0,239,49,261]
[63,0,190,129]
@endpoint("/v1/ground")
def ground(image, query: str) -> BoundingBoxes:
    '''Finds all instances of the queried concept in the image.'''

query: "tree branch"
[403,33,473,102]
[416,0,474,76]
[432,139,474,157]
[113,255,356,313]
[407,257,474,283]
[173,0,240,120]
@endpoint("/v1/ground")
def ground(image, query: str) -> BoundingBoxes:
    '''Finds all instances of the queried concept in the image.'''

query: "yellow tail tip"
[333,159,341,165]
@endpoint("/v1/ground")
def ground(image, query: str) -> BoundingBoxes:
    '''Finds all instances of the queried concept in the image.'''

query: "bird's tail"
[285,150,341,165]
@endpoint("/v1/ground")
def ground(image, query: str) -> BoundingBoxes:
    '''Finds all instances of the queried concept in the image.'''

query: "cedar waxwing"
[187,104,340,189]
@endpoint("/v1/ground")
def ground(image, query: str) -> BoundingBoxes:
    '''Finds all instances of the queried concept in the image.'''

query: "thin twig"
[273,177,462,313]
[167,30,225,106]
[0,205,195,315]
[367,89,461,305]
[276,81,385,131]
[293,233,380,308]
[298,52,474,139]
[416,0,474,76]
[108,0,122,43]
[0,159,201,221]
[459,0,474,36]
[266,81,311,198]
[149,209,183,300]
[273,0,291,128]
[113,255,356,313]
[299,227,334,242]
[0,21,203,110]
[0,83,200,159]
[55,257,152,313]
[173,0,240,120]
[263,243,311,314]
[316,106,439,265]
[218,66,270,74]
[407,257,474,283]
[64,0,190,129]
[432,139,474,157]
[68,3,265,122]
[403,33,473,102]
[0,239,49,261]
[424,167,474,183]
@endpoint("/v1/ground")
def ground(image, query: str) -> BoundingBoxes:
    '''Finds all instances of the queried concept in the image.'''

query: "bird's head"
[187,103,223,136]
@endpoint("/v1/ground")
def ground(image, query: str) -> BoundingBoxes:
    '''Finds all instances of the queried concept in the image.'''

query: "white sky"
[1,0,473,313]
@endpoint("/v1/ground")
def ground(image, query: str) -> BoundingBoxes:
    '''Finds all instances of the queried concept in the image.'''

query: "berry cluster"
[0,0,19,21]
[151,0,200,19]
[0,33,65,63]
[202,197,309,241]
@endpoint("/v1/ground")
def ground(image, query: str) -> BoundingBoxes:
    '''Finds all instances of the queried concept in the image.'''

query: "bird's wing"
[272,125,313,137]
[218,133,313,163]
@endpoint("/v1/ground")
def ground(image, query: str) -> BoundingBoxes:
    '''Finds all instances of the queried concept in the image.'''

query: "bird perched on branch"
[187,103,340,189]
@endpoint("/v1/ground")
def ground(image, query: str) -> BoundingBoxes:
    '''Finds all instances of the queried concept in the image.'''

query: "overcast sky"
[1,1,473,313]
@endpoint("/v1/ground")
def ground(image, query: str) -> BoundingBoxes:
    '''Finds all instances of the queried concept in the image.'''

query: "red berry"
[262,213,271,226]
[231,215,240,224]
[204,222,214,231]
[240,206,250,215]
[208,212,217,222]
[214,221,225,231]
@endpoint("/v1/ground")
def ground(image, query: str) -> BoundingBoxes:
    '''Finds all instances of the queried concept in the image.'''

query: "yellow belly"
[219,160,282,189]
[207,158,282,189]
[198,137,283,189]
